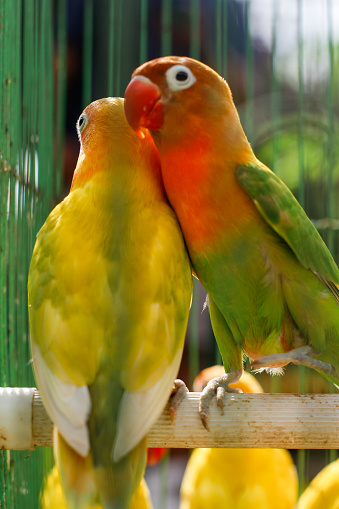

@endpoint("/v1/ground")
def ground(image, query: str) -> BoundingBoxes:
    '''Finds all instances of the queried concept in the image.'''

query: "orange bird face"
[124,56,236,144]
[124,57,256,250]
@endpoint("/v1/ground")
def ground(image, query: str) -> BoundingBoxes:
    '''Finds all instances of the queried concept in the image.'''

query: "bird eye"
[77,112,88,136]
[166,65,196,92]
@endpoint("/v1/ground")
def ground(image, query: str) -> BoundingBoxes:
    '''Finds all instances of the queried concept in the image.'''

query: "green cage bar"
[0,0,65,506]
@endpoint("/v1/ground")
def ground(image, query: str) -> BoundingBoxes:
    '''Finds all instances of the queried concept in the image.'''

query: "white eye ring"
[77,112,88,137]
[166,65,196,92]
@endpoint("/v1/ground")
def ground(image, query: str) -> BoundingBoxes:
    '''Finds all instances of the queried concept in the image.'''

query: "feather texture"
[28,98,192,509]
[124,56,339,395]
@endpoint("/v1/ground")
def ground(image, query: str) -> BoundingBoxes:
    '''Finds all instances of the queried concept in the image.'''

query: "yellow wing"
[29,176,192,459]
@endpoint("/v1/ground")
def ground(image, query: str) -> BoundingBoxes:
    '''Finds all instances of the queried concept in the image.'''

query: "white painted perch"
[1,388,339,450]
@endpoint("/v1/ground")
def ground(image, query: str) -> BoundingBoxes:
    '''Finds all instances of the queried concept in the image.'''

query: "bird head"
[124,56,235,144]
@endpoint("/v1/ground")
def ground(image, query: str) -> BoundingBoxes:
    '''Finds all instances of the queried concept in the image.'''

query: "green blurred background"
[1,0,339,507]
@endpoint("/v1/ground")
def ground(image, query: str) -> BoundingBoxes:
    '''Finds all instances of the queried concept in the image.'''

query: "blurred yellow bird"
[40,465,153,509]
[180,367,298,509]
[297,458,339,509]
[28,97,192,509]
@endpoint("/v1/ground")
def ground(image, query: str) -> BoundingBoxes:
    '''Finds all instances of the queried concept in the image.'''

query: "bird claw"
[199,371,242,431]
[169,379,189,423]
[250,346,337,378]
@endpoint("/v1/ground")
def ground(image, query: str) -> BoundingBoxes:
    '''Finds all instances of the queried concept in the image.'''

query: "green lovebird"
[124,56,339,427]
[28,97,192,508]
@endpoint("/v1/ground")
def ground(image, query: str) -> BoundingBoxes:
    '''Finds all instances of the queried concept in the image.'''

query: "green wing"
[236,163,339,287]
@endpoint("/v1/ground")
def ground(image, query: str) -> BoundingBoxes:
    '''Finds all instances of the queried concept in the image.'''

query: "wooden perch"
[1,388,339,450]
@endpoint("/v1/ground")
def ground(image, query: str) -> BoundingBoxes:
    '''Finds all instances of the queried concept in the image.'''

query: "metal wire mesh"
[0,0,66,506]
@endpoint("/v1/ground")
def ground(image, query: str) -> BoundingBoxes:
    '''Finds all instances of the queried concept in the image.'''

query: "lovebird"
[124,56,339,427]
[28,97,192,509]
[297,458,339,509]
[180,367,298,509]
[40,465,153,509]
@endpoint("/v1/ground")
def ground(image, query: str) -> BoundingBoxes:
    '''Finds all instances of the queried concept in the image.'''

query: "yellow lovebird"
[40,465,153,509]
[297,458,339,509]
[180,367,298,509]
[28,97,192,509]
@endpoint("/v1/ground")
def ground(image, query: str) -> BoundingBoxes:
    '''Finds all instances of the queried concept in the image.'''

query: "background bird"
[180,366,298,509]
[28,97,192,509]
[124,56,339,427]
[297,458,339,509]
[40,465,153,509]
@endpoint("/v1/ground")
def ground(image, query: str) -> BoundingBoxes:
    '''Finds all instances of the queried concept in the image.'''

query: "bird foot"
[169,379,189,423]
[250,345,336,377]
[199,371,242,431]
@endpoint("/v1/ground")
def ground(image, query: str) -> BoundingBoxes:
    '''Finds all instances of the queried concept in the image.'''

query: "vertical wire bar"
[21,38,37,509]
[0,0,10,392]
[41,0,54,208]
[32,0,39,197]
[25,7,37,502]
[297,0,305,208]
[244,0,254,144]
[270,0,280,176]
[190,0,200,60]
[161,0,172,56]
[8,0,22,390]
[269,0,282,394]
[296,0,307,494]
[215,0,229,79]
[115,0,122,96]
[222,0,228,78]
[158,452,169,509]
[41,0,55,496]
[17,0,32,390]
[188,0,201,383]
[140,0,148,64]
[107,0,115,95]
[83,0,93,107]
[54,0,67,198]
[326,0,335,255]
[189,280,200,388]
[0,0,8,500]
[216,0,222,74]
[8,2,20,494]
[213,0,224,366]
[24,3,39,387]
[8,178,17,386]
[0,3,10,503]
[4,1,21,504]
[27,3,47,391]
[42,0,56,493]
[296,0,306,397]
[29,1,55,503]
[34,0,43,233]
[0,0,3,145]
[326,0,337,463]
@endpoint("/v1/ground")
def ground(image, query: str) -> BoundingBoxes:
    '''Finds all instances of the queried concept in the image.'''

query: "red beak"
[124,76,164,138]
